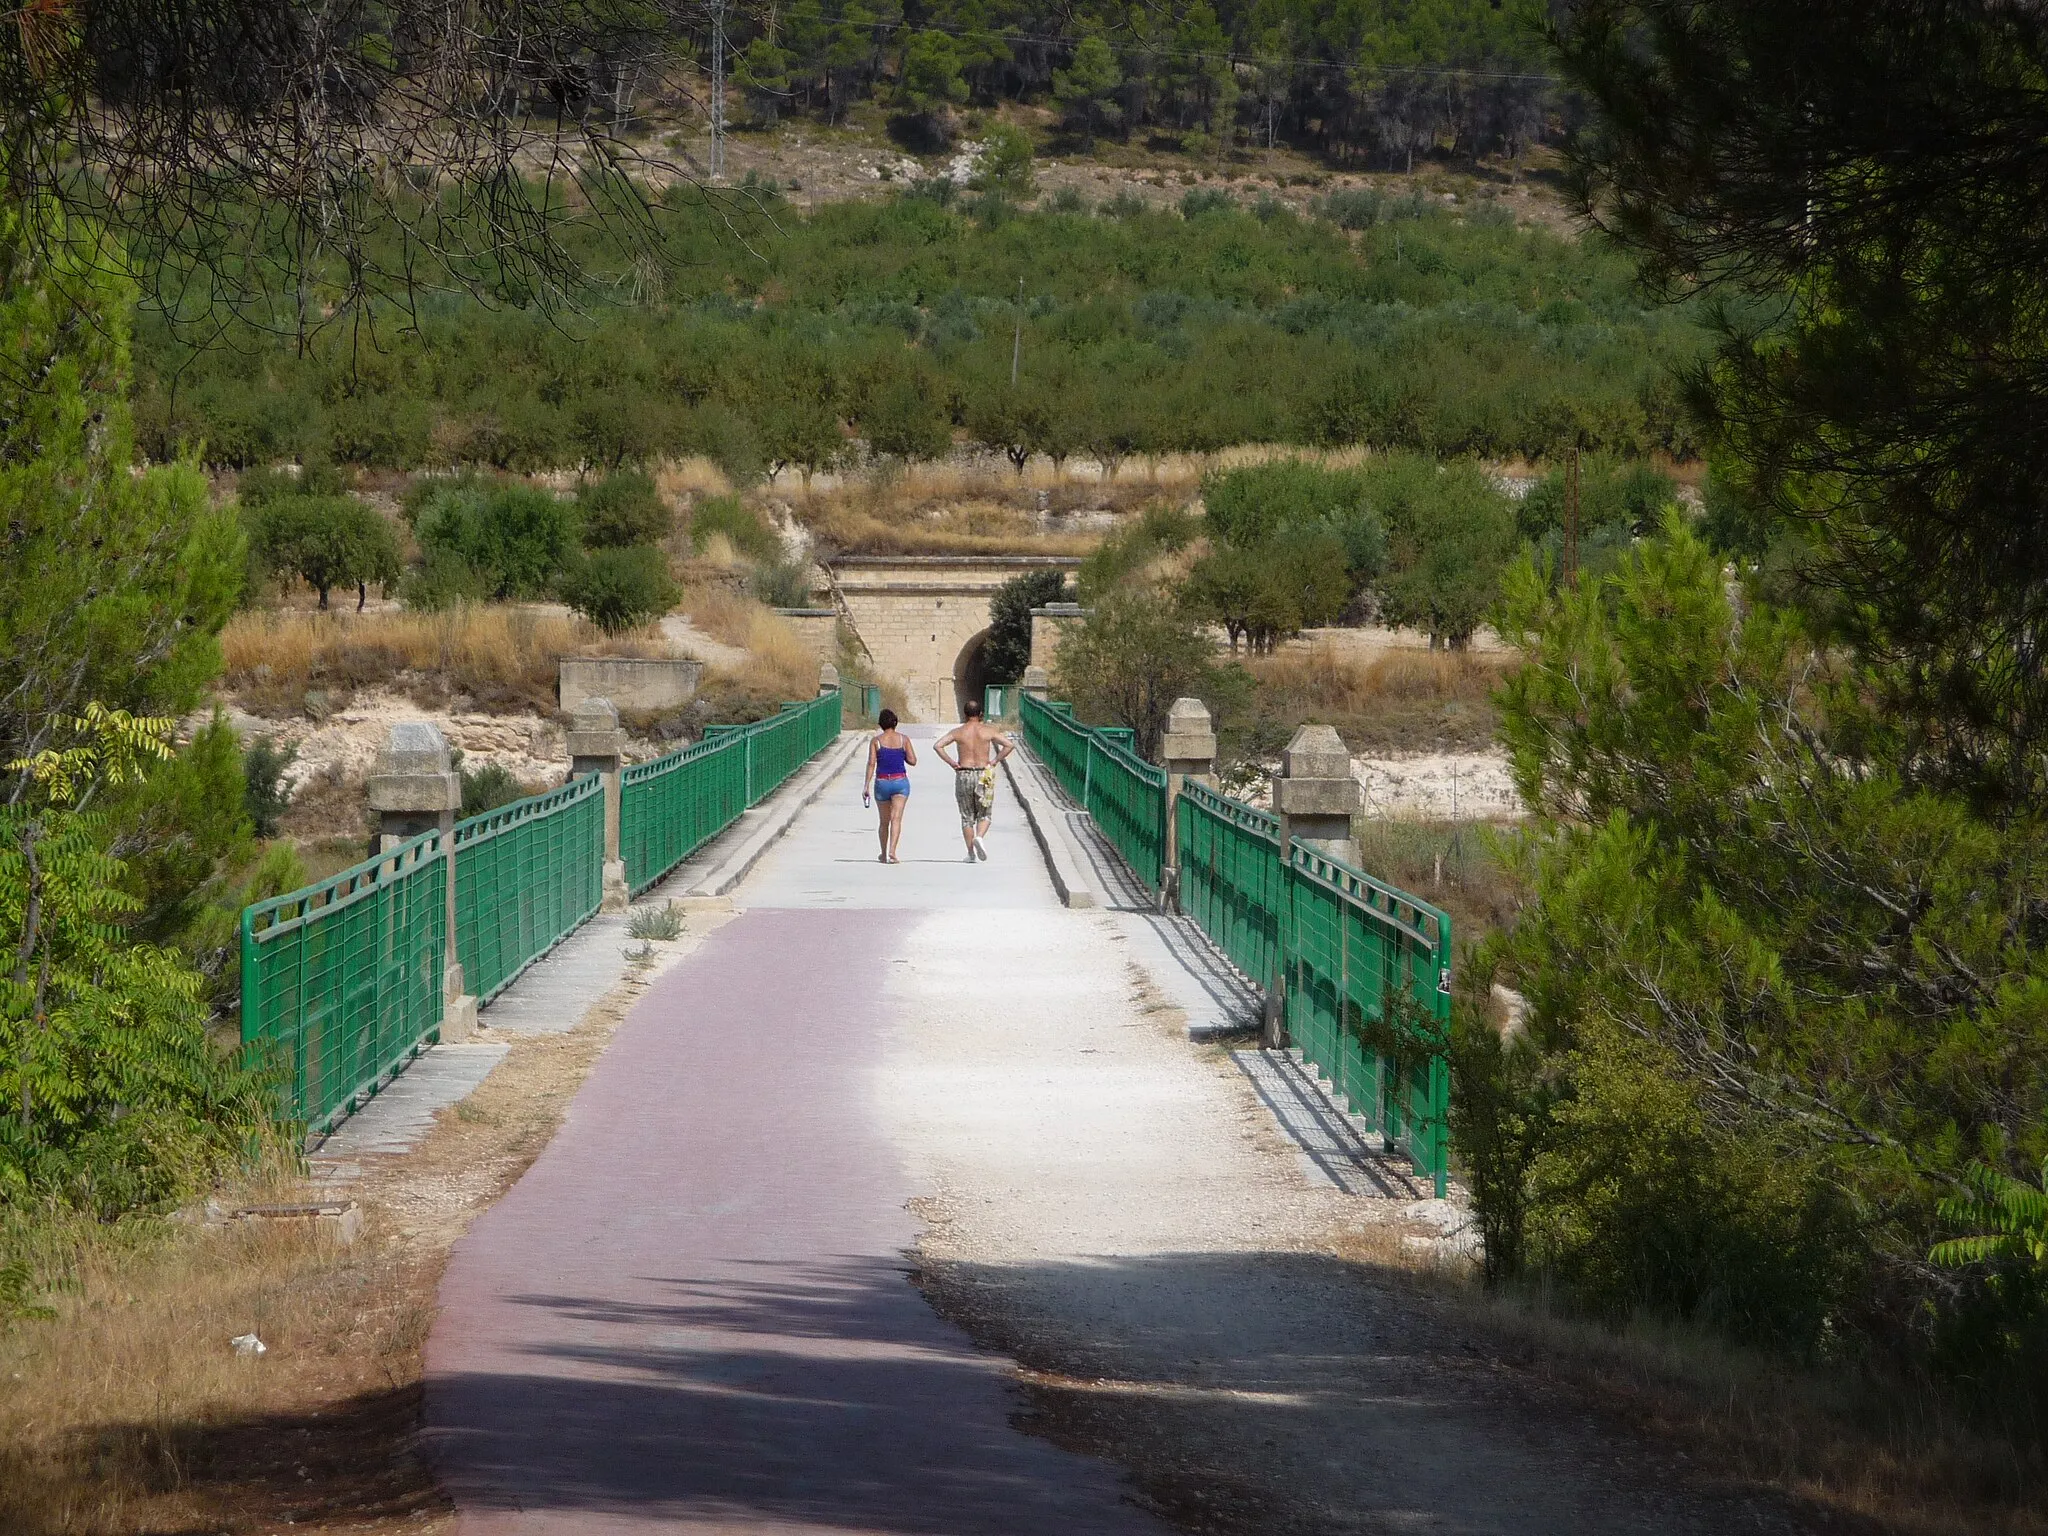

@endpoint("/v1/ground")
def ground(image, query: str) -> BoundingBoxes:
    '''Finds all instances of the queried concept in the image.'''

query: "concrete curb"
[1003,748,1100,909]
[668,731,866,901]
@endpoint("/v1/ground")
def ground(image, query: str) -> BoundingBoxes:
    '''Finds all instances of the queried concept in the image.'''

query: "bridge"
[239,682,1484,1531]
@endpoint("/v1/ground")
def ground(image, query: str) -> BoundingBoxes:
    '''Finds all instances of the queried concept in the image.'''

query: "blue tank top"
[876,742,909,777]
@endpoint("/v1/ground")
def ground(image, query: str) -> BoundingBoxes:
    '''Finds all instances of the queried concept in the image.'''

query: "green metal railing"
[1023,690,1452,1193]
[454,774,604,1004]
[622,691,844,892]
[1176,781,1284,991]
[1019,693,1168,890]
[240,832,448,1136]
[1283,844,1453,1191]
[245,691,845,1130]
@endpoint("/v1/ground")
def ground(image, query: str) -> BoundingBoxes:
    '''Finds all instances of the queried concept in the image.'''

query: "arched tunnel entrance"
[953,628,992,720]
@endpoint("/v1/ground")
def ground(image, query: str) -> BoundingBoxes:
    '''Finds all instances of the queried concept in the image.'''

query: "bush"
[747,557,814,609]
[1201,459,1387,579]
[985,568,1069,682]
[560,545,679,633]
[245,493,402,610]
[242,736,298,838]
[401,546,492,610]
[409,478,581,599]
[1181,187,1235,218]
[577,469,672,549]
[689,494,781,562]
[1370,456,1517,647]
[457,756,532,819]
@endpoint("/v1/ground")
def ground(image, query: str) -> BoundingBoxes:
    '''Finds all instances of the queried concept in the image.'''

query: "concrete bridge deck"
[422,731,1810,1535]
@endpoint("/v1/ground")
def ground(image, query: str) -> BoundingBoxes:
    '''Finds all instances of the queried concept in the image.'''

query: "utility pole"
[1564,444,1580,584]
[1010,277,1024,386]
[708,0,728,181]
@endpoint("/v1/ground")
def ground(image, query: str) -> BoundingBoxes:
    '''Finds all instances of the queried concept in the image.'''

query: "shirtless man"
[934,700,1016,862]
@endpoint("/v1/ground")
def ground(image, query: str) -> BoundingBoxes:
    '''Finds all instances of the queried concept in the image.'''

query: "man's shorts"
[954,765,996,826]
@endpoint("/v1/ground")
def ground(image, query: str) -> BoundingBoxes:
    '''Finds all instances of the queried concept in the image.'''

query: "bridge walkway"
[423,730,1172,1534]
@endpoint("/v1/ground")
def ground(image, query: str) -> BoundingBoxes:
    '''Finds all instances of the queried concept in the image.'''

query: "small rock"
[230,1332,267,1356]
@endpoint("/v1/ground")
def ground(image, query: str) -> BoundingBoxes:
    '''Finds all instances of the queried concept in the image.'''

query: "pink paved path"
[425,868,1169,1531]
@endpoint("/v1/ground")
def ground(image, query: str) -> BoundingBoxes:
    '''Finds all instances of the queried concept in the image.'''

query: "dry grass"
[0,925,712,1536]
[0,1198,443,1535]
[1419,1280,2048,1536]
[1239,643,1513,756]
[797,476,1105,556]
[221,606,671,718]
[653,456,735,499]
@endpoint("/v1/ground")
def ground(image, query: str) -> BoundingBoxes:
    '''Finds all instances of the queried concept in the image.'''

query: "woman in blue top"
[863,709,917,863]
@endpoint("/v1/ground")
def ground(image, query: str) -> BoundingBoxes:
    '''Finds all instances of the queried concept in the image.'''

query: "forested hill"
[704,0,1546,167]
[135,187,1702,475]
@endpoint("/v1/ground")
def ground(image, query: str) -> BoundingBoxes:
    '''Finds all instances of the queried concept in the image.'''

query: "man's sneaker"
[973,836,989,861]
[964,850,977,863]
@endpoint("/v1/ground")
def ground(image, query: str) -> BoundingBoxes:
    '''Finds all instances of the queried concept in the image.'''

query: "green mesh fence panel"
[621,735,746,894]
[1283,845,1453,1195]
[1026,689,1451,1194]
[1176,782,1284,989]
[1018,694,1166,890]
[240,831,446,1134]
[244,693,845,1138]
[454,775,604,1004]
[622,692,843,893]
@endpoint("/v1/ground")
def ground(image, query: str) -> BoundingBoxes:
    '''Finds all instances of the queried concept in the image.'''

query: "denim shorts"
[874,775,911,802]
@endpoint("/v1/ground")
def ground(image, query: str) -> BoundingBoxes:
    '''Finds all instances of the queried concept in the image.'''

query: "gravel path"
[427,734,1815,1534]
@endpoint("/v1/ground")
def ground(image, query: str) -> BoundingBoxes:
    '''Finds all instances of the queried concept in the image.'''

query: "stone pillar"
[566,697,630,914]
[1158,697,1217,912]
[1020,664,1051,701]
[1271,724,1361,865]
[1264,725,1362,1050]
[817,661,840,697]
[367,722,476,1042]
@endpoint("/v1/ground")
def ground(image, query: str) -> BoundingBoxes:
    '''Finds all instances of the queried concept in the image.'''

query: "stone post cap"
[375,719,451,777]
[1021,665,1051,692]
[571,696,620,732]
[566,696,626,762]
[1279,724,1353,782]
[1161,697,1217,761]
[818,661,840,691]
[368,721,460,813]
[1272,775,1362,816]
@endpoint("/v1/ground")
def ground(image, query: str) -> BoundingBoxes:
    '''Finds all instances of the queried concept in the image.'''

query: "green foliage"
[1052,34,1125,145]
[577,469,672,549]
[985,569,1070,683]
[135,194,1705,476]
[561,546,680,634]
[1079,503,1198,601]
[747,558,814,609]
[401,547,492,611]
[1371,457,1516,647]
[0,708,273,1216]
[246,493,402,610]
[242,738,298,840]
[973,125,1035,198]
[1053,586,1243,758]
[456,756,531,820]
[689,494,782,563]
[0,205,243,776]
[627,901,686,941]
[1201,459,1388,577]
[1554,0,2048,807]
[409,479,581,600]
[1470,521,2048,1372]
[1183,530,1351,653]
[1934,1160,2048,1272]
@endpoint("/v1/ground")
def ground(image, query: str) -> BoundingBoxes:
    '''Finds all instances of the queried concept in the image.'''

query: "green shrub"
[578,469,671,548]
[410,479,580,599]
[1181,187,1235,218]
[985,568,1069,681]
[689,494,781,562]
[456,755,531,819]
[747,557,814,609]
[560,545,680,633]
[242,736,298,838]
[401,546,493,610]
[245,493,402,610]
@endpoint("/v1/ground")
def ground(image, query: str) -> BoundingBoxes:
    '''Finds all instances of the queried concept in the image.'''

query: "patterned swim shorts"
[954,765,996,826]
